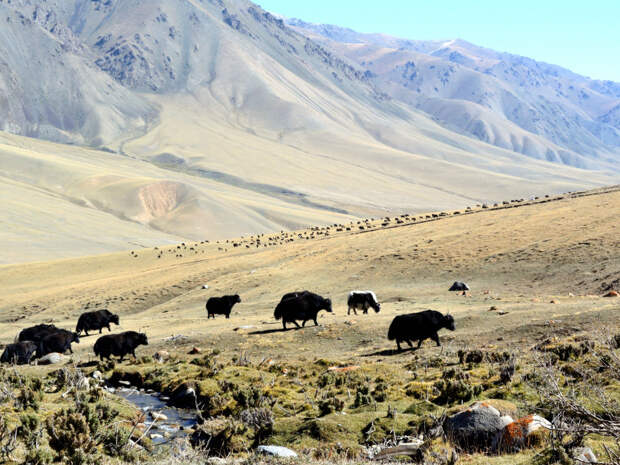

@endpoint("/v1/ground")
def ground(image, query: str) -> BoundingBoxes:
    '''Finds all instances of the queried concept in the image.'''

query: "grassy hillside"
[0,186,618,464]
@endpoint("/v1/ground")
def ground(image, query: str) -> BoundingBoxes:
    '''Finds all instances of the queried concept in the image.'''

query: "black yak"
[449,281,470,291]
[274,291,332,329]
[206,295,241,319]
[388,310,455,351]
[94,331,148,361]
[76,309,120,336]
[38,331,80,356]
[347,290,380,315]
[18,324,62,343]
[1,341,38,364]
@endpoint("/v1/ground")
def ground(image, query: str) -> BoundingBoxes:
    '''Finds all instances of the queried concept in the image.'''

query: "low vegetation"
[3,332,612,464]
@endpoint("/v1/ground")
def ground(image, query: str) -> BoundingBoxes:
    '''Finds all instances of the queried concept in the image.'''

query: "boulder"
[449,281,470,292]
[170,383,197,408]
[444,401,512,452]
[256,445,298,458]
[495,415,552,452]
[37,352,65,365]
[604,290,619,297]
[573,447,597,463]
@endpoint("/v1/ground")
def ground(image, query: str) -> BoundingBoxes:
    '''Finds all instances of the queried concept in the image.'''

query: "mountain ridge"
[0,0,618,262]
[286,17,620,169]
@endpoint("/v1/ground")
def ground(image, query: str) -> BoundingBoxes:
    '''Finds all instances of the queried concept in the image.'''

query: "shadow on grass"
[247,325,316,335]
[362,347,417,357]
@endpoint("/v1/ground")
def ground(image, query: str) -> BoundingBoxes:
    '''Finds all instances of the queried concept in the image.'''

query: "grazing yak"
[449,281,470,292]
[76,309,120,336]
[38,331,80,356]
[94,331,148,361]
[274,291,332,329]
[18,324,62,343]
[206,295,241,319]
[388,310,455,351]
[1,341,38,364]
[347,290,380,315]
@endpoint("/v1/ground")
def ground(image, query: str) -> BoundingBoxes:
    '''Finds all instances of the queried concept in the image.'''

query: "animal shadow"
[247,326,307,335]
[362,347,417,357]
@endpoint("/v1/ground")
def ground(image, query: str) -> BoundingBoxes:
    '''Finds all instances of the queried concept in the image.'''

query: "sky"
[257,0,620,82]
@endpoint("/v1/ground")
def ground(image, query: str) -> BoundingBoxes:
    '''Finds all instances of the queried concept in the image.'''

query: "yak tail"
[387,319,397,340]
[274,303,283,320]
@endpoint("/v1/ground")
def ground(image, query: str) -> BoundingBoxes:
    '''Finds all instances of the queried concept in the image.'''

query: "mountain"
[287,19,620,170]
[0,0,618,262]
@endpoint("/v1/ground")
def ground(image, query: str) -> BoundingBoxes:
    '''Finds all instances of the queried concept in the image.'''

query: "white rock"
[151,412,168,421]
[37,352,65,365]
[256,445,298,457]
[149,433,163,440]
[118,380,131,386]
[207,458,227,465]
[574,447,597,463]
[92,370,103,380]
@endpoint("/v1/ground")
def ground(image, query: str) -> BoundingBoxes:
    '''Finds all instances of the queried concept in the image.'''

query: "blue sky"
[257,0,620,82]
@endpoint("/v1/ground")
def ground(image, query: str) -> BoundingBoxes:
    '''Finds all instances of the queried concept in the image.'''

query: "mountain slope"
[287,19,620,169]
[0,0,618,262]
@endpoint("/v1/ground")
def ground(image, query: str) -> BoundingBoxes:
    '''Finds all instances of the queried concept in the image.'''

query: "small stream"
[111,386,198,446]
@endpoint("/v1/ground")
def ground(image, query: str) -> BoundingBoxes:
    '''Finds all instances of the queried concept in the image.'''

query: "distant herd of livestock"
[1,286,464,365]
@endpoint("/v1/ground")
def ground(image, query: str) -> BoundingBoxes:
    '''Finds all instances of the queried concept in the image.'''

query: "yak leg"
[396,339,402,351]
[293,320,301,328]
[100,328,103,334]
[347,306,352,315]
[313,318,318,326]
[431,332,441,347]
[417,338,423,349]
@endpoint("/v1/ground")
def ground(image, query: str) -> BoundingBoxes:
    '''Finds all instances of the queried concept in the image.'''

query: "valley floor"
[0,186,618,464]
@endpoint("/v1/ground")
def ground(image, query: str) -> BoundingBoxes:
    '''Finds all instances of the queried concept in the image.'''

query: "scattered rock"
[573,447,597,463]
[202,284,209,290]
[256,445,298,458]
[207,458,227,465]
[154,350,170,362]
[550,300,559,304]
[118,380,131,386]
[37,353,65,365]
[91,370,103,381]
[188,347,201,355]
[151,412,168,422]
[233,325,256,331]
[444,401,512,452]
[327,365,360,373]
[149,433,163,440]
[495,415,552,452]
[170,384,197,408]
[489,306,498,311]
[373,439,424,459]
[603,290,619,297]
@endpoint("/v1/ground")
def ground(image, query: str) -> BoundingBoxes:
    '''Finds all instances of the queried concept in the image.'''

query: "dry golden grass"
[1,186,618,361]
